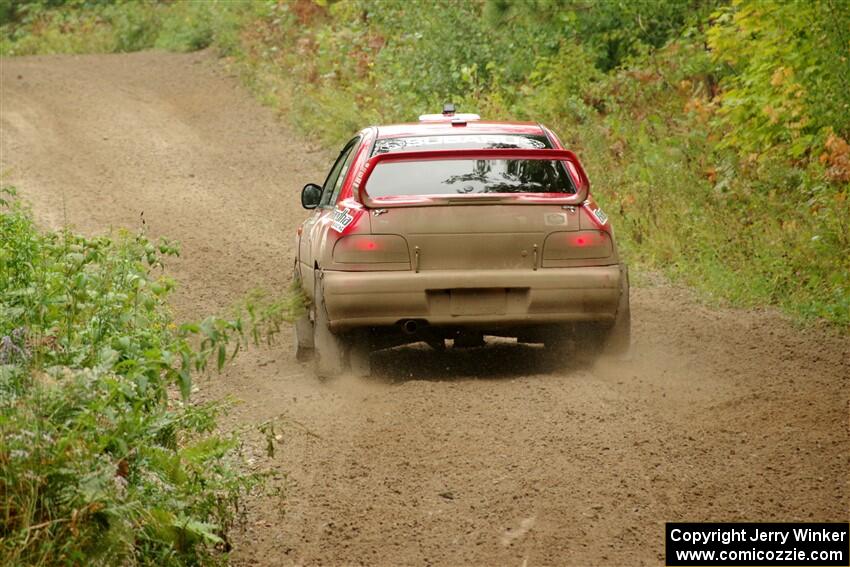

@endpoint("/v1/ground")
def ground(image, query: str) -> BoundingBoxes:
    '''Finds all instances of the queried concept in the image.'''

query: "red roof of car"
[375,121,546,139]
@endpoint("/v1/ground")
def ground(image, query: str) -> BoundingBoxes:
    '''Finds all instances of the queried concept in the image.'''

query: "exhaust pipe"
[401,320,419,335]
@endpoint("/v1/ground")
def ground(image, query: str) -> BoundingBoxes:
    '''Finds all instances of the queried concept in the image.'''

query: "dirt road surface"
[2,52,848,566]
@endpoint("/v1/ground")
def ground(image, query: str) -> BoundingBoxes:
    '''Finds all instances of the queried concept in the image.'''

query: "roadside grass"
[0,187,302,565]
[0,0,253,56]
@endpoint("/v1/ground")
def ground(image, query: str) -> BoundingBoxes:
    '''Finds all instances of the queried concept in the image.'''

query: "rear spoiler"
[353,149,590,208]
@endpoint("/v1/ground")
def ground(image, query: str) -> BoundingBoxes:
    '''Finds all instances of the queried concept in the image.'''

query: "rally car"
[294,106,630,377]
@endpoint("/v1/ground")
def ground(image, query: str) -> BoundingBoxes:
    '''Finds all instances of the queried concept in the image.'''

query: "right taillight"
[542,230,613,261]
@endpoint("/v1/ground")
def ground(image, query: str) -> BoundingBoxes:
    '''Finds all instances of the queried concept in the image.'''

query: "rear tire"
[603,264,631,357]
[313,270,348,379]
[294,313,315,362]
[293,267,315,362]
[545,264,631,361]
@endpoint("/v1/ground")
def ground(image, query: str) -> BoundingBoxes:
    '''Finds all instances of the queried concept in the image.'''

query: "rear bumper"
[322,264,625,331]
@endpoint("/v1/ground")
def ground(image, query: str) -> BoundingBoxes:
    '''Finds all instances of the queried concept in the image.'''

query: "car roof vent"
[419,104,481,123]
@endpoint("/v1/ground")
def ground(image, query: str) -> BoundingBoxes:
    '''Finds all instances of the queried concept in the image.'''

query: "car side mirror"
[301,183,322,209]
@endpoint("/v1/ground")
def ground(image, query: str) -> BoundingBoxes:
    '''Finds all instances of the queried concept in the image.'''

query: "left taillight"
[332,234,410,265]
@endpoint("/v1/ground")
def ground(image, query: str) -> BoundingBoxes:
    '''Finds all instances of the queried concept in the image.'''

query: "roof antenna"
[442,103,456,116]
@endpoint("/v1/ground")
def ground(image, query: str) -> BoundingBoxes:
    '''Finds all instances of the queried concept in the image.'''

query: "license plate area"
[449,288,507,315]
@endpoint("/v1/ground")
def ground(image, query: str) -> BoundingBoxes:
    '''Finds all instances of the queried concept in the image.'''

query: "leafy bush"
[0,189,298,565]
[1,366,246,565]
[707,0,850,158]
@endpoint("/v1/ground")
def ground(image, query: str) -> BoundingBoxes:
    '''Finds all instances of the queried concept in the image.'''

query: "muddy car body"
[295,109,630,376]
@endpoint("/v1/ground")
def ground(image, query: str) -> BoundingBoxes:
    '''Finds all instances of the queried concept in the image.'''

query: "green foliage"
[0,192,301,564]
[707,0,850,158]
[485,0,718,71]
[520,38,604,125]
[1,365,247,565]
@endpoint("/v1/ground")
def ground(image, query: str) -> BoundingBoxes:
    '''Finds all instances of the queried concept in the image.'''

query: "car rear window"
[373,134,551,154]
[365,158,577,197]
